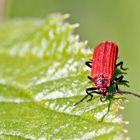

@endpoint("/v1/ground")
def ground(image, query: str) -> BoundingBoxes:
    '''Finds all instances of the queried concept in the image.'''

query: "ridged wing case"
[91,41,118,87]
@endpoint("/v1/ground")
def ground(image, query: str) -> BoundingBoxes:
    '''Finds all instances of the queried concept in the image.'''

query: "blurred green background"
[1,0,140,139]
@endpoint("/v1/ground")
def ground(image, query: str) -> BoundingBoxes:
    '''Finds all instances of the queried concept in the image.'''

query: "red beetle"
[75,41,140,106]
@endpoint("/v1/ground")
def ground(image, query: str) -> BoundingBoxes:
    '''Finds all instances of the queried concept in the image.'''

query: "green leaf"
[0,14,128,140]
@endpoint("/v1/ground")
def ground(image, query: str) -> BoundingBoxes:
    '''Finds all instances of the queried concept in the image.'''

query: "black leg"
[111,75,129,90]
[85,61,92,68]
[116,75,127,82]
[120,80,130,87]
[74,95,88,106]
[115,75,129,85]
[116,61,128,70]
[87,76,92,81]
[101,100,112,121]
[100,96,106,102]
[74,87,99,106]
[111,75,123,90]
[118,77,130,87]
[86,87,99,102]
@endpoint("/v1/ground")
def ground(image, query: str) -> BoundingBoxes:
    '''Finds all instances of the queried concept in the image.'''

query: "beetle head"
[99,88,108,96]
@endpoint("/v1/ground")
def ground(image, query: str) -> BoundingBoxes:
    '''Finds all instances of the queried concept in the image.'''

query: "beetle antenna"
[112,90,140,98]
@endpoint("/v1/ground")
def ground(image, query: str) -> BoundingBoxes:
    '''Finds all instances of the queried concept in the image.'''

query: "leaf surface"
[0,14,127,140]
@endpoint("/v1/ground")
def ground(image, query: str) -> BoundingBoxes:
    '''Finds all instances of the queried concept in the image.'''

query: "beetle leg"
[100,96,106,102]
[85,61,92,68]
[116,61,128,70]
[87,76,93,83]
[86,87,99,102]
[115,75,129,87]
[87,76,92,81]
[101,100,112,121]
[119,79,130,87]
[111,75,123,90]
[74,87,99,106]
[74,95,89,106]
[111,75,129,91]
[115,82,119,91]
[74,87,97,106]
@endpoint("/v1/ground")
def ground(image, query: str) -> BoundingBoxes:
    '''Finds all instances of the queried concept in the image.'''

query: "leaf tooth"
[62,13,70,19]
[69,23,80,29]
